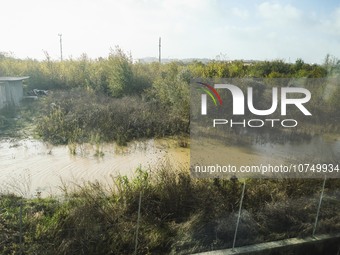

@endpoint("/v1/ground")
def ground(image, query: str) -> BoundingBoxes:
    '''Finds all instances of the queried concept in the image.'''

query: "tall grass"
[1,166,340,254]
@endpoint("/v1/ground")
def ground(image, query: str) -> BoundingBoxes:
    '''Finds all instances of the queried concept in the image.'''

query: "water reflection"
[0,138,189,197]
[249,135,340,163]
[190,130,340,178]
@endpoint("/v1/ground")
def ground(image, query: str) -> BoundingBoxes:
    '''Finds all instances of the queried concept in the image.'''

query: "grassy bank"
[1,166,340,255]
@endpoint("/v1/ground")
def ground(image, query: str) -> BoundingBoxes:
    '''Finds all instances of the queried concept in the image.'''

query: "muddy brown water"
[0,138,189,197]
[191,134,340,178]
[1,135,339,197]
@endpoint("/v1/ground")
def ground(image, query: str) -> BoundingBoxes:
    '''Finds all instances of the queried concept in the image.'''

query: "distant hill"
[136,57,212,64]
[136,57,261,64]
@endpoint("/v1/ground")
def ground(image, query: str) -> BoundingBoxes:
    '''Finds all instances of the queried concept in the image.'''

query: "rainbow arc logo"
[197,82,223,115]
[197,82,223,106]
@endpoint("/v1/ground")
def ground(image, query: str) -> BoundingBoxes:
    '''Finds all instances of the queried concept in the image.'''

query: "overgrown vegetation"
[35,90,188,145]
[1,166,340,255]
[0,100,37,138]
[1,50,339,144]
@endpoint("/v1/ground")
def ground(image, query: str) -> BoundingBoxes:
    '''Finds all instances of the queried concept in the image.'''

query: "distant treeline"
[0,49,339,144]
[1,49,340,93]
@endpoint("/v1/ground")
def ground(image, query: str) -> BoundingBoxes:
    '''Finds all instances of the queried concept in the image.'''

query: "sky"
[1,0,339,63]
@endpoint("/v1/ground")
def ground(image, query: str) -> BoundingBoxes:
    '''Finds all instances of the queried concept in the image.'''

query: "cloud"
[213,1,340,63]
[334,8,340,32]
[231,7,249,19]
[0,0,338,63]
[326,7,340,35]
[258,2,302,25]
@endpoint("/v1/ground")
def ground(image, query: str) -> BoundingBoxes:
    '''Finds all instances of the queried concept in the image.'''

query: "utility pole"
[58,33,63,61]
[159,37,161,63]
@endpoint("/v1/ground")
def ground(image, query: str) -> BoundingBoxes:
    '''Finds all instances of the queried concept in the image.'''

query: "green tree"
[105,47,134,97]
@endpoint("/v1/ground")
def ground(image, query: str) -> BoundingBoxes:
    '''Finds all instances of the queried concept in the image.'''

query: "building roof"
[0,76,29,82]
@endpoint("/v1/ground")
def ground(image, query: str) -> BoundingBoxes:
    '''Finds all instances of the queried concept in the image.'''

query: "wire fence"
[1,176,339,255]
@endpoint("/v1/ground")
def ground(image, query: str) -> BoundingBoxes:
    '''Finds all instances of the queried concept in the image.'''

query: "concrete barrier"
[193,233,340,255]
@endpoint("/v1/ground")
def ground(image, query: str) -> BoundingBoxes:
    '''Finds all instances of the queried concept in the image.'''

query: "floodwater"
[1,134,339,196]
[191,134,340,178]
[0,138,189,197]
[250,135,340,163]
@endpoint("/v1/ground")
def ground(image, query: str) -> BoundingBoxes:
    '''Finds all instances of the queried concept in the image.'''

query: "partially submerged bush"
[36,90,189,145]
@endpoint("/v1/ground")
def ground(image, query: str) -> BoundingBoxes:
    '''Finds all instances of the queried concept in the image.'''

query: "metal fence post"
[312,175,326,237]
[232,182,246,251]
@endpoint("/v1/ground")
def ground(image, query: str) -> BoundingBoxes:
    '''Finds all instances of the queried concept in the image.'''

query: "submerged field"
[0,137,189,196]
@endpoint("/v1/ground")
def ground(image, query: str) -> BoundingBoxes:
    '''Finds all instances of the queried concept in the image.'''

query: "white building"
[0,77,29,109]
